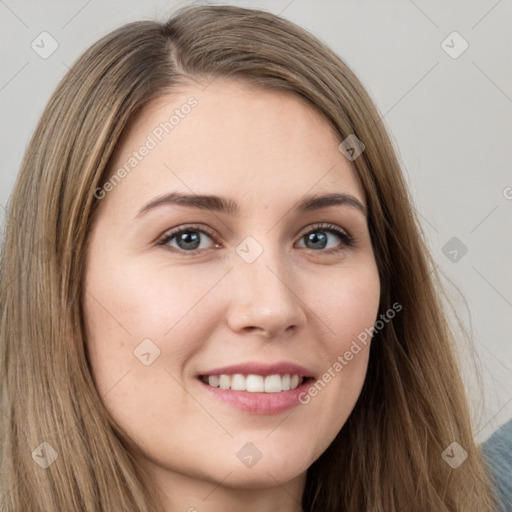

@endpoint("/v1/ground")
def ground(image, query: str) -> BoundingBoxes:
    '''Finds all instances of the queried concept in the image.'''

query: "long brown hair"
[0,5,497,511]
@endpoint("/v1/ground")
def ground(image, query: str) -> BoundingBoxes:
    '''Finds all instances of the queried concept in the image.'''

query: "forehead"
[103,79,365,214]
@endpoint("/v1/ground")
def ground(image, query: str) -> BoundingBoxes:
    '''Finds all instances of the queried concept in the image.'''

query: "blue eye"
[158,223,354,255]
[297,223,354,253]
[159,225,217,253]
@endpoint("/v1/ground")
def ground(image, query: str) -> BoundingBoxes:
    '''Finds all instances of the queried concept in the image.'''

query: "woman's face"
[83,80,380,496]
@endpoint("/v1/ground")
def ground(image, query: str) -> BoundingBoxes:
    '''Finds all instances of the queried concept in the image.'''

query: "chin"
[214,460,309,490]
[210,447,313,488]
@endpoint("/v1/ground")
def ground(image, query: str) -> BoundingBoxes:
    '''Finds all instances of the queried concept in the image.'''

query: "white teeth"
[203,373,304,392]
[219,374,231,389]
[230,374,246,391]
[246,374,264,392]
[264,375,282,393]
[208,375,220,388]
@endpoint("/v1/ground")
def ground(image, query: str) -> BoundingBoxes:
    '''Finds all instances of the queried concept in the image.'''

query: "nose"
[226,247,307,339]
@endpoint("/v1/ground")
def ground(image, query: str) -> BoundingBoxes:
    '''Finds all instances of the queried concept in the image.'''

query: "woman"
[0,5,499,511]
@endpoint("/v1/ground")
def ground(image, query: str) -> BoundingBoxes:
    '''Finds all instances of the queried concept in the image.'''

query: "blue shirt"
[482,418,512,512]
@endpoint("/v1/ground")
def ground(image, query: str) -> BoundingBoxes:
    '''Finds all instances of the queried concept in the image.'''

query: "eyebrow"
[135,191,367,218]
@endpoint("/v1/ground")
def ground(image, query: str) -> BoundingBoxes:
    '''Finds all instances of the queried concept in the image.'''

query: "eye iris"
[177,231,200,250]
[306,231,327,249]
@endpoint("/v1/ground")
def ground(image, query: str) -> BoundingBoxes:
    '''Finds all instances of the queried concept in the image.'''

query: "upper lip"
[198,361,315,378]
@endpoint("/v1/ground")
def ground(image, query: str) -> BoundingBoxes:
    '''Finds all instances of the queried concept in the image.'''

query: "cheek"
[81,261,227,452]
[299,262,380,432]
[82,255,229,392]
[314,261,381,345]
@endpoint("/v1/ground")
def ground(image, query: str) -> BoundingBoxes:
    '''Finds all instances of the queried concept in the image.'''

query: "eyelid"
[296,222,350,239]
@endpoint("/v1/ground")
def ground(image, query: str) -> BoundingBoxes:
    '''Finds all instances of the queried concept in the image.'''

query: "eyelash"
[157,222,355,256]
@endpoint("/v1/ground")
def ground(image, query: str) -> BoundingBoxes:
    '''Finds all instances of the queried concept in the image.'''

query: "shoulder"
[481,418,512,512]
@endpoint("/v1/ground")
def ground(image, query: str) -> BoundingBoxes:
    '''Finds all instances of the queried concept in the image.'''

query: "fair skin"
[83,80,380,512]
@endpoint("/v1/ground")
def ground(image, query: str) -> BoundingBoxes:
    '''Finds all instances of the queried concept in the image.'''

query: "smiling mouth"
[199,373,310,393]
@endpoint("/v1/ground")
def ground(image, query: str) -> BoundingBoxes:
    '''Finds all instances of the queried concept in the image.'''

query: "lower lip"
[197,378,313,414]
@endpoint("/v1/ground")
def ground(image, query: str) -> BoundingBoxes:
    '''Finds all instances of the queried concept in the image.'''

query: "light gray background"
[1,0,511,442]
